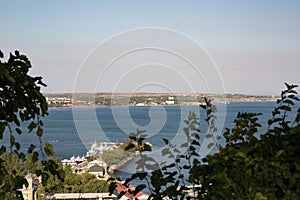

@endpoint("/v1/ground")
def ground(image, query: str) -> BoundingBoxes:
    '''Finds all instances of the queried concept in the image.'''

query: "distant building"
[21,174,38,200]
[49,193,117,199]
[165,100,174,105]
[62,155,87,167]
[88,159,103,167]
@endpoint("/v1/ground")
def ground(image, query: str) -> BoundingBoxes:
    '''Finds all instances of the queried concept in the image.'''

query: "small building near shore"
[88,159,104,167]
[20,174,38,200]
[165,100,175,105]
[48,193,117,199]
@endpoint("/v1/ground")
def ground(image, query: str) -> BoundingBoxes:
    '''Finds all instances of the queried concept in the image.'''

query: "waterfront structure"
[87,141,117,157]
[165,100,175,105]
[62,155,87,167]
[48,193,117,200]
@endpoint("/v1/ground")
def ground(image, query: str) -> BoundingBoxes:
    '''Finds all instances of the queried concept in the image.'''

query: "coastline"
[48,99,277,109]
[45,92,278,108]
[108,155,135,174]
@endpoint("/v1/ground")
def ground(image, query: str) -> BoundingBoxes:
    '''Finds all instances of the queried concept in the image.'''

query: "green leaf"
[275,149,284,158]
[283,99,294,105]
[180,142,188,147]
[15,142,21,150]
[162,148,170,156]
[15,127,22,134]
[44,142,54,156]
[28,144,36,154]
[162,138,169,145]
[133,184,146,196]
[36,127,43,137]
[35,170,42,176]
[41,173,49,186]
[143,143,152,151]
[108,182,117,195]
[11,135,15,145]
[200,104,206,110]
[32,151,39,162]
[236,152,247,159]
[19,152,26,161]
[28,121,37,133]
[207,142,215,149]
[0,146,6,154]
[192,132,200,138]
[184,120,189,125]
[57,169,65,180]
[183,127,189,136]
[191,140,200,146]
[117,191,126,199]
[0,122,6,139]
[15,50,20,57]
[129,135,136,141]
[137,172,147,180]
[279,105,291,111]
[39,120,44,126]
[284,83,298,90]
[124,143,135,151]
[183,165,190,169]
[287,94,299,101]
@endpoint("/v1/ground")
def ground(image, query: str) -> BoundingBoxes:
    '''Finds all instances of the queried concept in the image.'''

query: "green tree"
[0,50,63,199]
[37,164,109,198]
[196,83,300,199]
[102,146,132,166]
[110,83,300,199]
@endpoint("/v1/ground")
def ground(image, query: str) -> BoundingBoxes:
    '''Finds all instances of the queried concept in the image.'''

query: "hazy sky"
[1,0,299,95]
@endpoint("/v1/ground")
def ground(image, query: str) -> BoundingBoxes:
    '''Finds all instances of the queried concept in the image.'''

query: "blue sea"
[1,101,287,159]
[2,101,299,184]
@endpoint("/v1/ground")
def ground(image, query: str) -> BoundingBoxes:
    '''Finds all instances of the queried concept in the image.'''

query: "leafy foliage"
[102,146,131,166]
[110,83,300,199]
[0,50,63,199]
[37,162,109,197]
[109,98,213,199]
[196,83,300,199]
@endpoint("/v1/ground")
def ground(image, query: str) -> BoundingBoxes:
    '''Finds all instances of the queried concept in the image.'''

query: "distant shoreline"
[48,99,277,109]
[45,92,278,108]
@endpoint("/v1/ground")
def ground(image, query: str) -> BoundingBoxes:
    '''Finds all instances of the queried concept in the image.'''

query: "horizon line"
[43,92,277,97]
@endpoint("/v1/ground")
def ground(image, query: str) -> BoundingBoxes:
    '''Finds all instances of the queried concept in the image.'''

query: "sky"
[1,0,299,95]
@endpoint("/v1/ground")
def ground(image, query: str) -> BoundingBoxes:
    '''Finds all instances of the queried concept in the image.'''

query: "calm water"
[2,101,299,188]
[1,101,286,159]
[2,101,299,185]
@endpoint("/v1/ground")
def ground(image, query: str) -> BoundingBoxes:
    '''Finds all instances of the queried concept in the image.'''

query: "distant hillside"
[44,93,276,107]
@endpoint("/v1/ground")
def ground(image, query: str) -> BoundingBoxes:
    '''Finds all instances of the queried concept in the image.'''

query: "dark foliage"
[110,83,300,199]
[0,50,64,199]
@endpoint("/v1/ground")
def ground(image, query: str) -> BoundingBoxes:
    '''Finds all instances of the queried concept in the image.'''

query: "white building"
[21,174,37,200]
[50,193,117,200]
[165,100,174,105]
